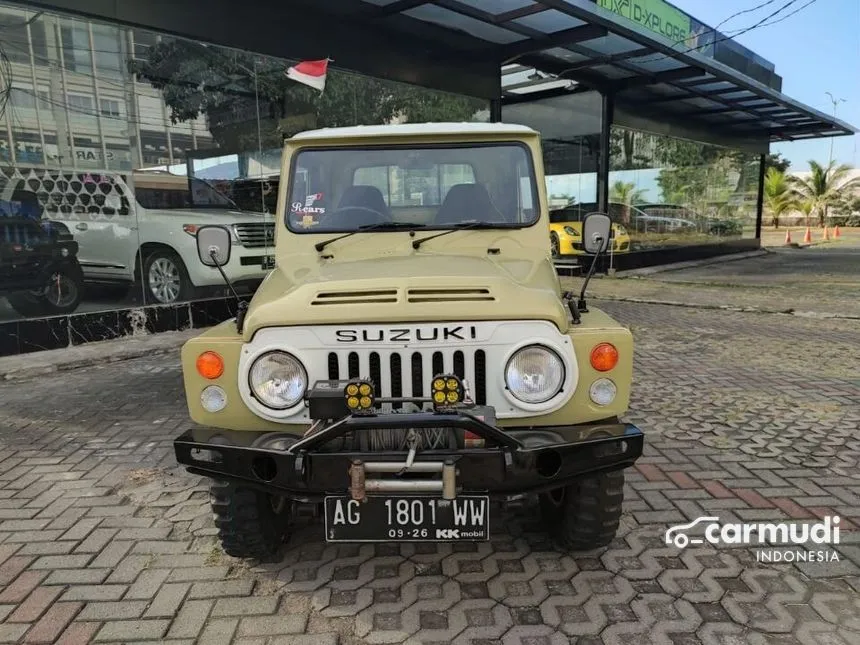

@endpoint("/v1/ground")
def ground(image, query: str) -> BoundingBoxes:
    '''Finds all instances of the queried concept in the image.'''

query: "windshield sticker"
[302,214,317,228]
[291,195,325,215]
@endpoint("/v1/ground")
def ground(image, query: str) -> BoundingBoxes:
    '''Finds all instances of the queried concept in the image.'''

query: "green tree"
[765,152,791,173]
[609,180,646,225]
[797,199,814,228]
[129,39,485,152]
[762,167,797,229]
[609,180,646,205]
[653,136,733,209]
[789,160,860,227]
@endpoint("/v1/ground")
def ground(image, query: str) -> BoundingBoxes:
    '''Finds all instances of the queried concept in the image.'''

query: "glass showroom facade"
[0,1,824,357]
[0,3,491,356]
[502,89,762,270]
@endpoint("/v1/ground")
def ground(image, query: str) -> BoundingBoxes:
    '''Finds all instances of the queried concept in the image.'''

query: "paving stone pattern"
[0,301,858,644]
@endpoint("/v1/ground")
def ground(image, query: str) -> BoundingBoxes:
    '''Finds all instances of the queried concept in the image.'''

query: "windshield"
[133,174,239,210]
[285,143,539,233]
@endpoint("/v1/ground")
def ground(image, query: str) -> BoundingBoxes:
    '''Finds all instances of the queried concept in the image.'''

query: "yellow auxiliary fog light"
[431,373,463,408]
[345,379,375,412]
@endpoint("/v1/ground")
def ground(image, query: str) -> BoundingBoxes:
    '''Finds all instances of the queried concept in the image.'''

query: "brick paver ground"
[1,300,859,644]
[572,246,860,319]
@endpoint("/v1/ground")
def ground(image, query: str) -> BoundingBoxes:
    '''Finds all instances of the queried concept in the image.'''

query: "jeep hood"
[241,253,568,339]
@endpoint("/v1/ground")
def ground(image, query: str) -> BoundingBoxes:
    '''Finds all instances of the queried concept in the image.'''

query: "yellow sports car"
[549,203,631,257]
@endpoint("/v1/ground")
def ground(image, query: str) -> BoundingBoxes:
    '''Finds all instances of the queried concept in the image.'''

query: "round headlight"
[249,351,307,409]
[505,345,565,404]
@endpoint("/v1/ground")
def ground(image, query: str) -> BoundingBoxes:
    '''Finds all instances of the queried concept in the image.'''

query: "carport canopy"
[332,0,857,142]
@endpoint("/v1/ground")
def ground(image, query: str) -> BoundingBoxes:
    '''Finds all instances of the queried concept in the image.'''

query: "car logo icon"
[665,516,720,548]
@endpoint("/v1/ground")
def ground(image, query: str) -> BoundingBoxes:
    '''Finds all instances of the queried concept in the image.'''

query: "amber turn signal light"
[590,343,618,372]
[196,351,224,379]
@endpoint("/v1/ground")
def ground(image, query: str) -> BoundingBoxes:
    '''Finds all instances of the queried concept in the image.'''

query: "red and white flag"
[286,59,328,92]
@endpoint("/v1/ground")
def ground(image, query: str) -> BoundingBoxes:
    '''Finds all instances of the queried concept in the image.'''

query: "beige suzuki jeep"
[174,122,644,560]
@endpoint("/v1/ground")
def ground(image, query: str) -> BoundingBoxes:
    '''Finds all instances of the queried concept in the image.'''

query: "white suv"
[1,169,275,305]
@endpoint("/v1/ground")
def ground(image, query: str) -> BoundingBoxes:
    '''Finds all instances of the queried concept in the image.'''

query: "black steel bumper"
[174,411,644,502]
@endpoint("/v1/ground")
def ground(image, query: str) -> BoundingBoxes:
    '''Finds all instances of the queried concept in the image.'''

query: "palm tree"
[610,180,646,205]
[609,180,646,225]
[797,199,814,229]
[789,160,860,227]
[763,167,797,229]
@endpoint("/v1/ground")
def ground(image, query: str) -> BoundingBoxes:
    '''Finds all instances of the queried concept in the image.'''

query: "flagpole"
[253,58,266,216]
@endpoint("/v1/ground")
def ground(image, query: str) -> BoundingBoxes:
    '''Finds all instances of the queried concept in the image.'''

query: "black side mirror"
[582,212,611,255]
[196,225,232,267]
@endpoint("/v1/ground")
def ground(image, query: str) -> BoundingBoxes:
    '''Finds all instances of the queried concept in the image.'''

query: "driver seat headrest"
[337,185,390,218]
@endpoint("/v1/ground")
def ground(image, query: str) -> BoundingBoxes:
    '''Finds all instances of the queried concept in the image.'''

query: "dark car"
[0,189,84,316]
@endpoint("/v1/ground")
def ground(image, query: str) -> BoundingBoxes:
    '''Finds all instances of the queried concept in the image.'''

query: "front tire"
[142,249,193,305]
[550,232,561,258]
[7,263,83,317]
[539,469,625,550]
[209,480,293,562]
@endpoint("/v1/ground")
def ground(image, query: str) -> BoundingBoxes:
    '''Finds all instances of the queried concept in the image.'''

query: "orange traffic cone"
[822,226,830,241]
[803,227,812,244]
[834,225,841,238]
[784,230,792,244]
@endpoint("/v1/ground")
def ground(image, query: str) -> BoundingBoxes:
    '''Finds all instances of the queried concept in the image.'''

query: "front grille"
[234,222,275,248]
[327,349,488,406]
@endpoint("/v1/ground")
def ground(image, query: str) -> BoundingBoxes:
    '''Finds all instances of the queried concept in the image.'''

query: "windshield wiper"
[411,221,513,250]
[315,222,426,252]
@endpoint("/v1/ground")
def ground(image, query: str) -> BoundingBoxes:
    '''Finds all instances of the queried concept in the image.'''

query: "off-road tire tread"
[551,469,625,551]
[209,480,289,561]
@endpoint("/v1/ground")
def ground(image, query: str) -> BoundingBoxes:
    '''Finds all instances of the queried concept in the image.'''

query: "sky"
[671,0,860,172]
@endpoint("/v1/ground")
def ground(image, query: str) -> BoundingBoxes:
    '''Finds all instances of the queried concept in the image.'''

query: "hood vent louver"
[311,287,495,305]
[407,288,495,303]
[311,289,399,305]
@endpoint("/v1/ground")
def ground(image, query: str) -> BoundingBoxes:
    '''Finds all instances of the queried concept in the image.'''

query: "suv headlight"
[248,351,307,409]
[505,345,565,404]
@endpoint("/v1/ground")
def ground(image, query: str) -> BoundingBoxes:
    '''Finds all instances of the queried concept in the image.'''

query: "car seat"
[434,183,507,226]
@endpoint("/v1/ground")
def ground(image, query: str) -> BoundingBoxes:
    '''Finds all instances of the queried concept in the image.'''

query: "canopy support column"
[755,153,766,240]
[597,92,614,214]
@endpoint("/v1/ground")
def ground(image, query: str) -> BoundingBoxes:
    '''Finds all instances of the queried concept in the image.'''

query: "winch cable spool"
[360,427,457,452]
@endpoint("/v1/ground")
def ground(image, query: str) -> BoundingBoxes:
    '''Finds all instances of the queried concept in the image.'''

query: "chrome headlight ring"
[248,350,307,409]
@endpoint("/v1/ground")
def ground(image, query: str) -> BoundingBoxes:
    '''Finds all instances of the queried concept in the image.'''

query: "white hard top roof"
[289,122,538,140]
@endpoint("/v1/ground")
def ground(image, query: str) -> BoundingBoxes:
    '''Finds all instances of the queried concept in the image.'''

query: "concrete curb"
[590,294,860,320]
[0,328,203,381]
[608,249,769,277]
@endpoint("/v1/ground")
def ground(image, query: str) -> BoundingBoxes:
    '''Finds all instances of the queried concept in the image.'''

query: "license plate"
[324,495,490,542]
[261,255,275,269]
